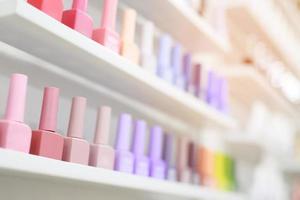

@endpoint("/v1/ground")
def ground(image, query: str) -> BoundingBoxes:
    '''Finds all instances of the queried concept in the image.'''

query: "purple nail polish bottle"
[206,70,218,107]
[171,44,185,90]
[163,133,177,181]
[157,35,173,83]
[192,64,202,98]
[131,120,150,176]
[183,53,193,93]
[218,78,229,114]
[149,126,166,179]
[114,113,134,173]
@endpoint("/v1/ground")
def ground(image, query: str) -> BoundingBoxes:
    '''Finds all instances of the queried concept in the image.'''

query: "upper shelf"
[120,0,232,54]
[0,0,236,130]
[224,65,297,118]
[0,149,246,200]
[227,0,300,78]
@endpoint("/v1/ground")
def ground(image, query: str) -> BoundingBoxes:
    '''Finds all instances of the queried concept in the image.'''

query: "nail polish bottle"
[177,137,191,183]
[171,44,185,90]
[157,35,173,83]
[188,142,200,184]
[163,133,177,181]
[62,0,93,38]
[62,97,90,165]
[183,53,193,93]
[93,0,120,53]
[131,120,150,176]
[120,9,139,64]
[0,74,32,153]
[218,78,229,113]
[30,87,64,160]
[192,64,202,98]
[206,71,218,107]
[198,147,215,187]
[114,113,134,173]
[27,0,64,20]
[89,106,115,169]
[140,21,156,74]
[149,126,166,179]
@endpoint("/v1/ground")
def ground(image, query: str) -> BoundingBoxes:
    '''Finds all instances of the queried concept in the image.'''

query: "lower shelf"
[0,149,246,200]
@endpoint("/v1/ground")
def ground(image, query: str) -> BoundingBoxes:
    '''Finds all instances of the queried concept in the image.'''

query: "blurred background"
[1,0,300,200]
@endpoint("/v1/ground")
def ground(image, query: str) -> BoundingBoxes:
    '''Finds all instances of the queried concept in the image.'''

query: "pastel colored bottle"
[198,147,216,187]
[188,142,200,184]
[89,106,115,169]
[93,0,120,53]
[218,78,229,113]
[149,126,166,179]
[206,71,218,107]
[114,113,134,173]
[120,9,139,64]
[27,0,64,20]
[62,97,90,164]
[30,87,64,160]
[177,137,191,183]
[171,44,185,90]
[140,21,156,73]
[131,120,150,176]
[0,74,32,153]
[62,0,93,38]
[163,133,177,181]
[183,53,193,93]
[192,64,202,98]
[157,35,173,83]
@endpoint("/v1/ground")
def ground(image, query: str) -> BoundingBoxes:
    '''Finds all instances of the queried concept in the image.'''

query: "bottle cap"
[94,106,111,144]
[131,120,147,156]
[67,96,87,138]
[101,0,118,30]
[149,126,163,160]
[39,87,60,132]
[5,73,28,123]
[115,113,132,151]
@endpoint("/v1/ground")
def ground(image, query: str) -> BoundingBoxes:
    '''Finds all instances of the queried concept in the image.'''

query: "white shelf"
[224,66,297,118]
[121,0,231,54]
[227,0,300,77]
[0,0,236,130]
[0,149,246,200]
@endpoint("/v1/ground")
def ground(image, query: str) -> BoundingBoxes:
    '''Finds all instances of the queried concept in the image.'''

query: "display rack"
[0,149,246,200]
[0,0,236,130]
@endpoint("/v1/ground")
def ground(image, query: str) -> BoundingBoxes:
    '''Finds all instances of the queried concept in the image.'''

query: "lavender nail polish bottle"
[114,113,134,173]
[149,126,166,179]
[157,35,173,83]
[183,53,193,93]
[171,44,185,90]
[163,133,177,181]
[131,120,150,176]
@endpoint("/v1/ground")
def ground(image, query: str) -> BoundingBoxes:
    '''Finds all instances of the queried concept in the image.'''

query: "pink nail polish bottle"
[177,137,192,183]
[30,87,64,160]
[62,0,94,38]
[0,74,32,153]
[62,97,90,165]
[27,0,64,21]
[89,106,115,169]
[120,8,140,64]
[93,0,120,53]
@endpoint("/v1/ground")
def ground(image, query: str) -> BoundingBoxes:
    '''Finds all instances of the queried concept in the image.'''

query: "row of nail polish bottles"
[0,73,235,190]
